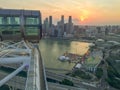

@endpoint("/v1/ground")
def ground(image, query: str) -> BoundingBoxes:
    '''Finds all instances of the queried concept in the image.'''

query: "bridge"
[46,70,98,90]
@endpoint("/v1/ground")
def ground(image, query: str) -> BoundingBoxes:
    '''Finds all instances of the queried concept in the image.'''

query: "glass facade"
[0,26,20,35]
[25,17,39,36]
[0,9,41,41]
[0,16,20,36]
[0,16,40,36]
[0,16,20,25]
[25,17,39,25]
[25,26,39,35]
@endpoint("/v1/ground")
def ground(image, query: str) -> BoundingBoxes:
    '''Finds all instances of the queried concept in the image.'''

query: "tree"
[60,79,74,86]
[95,68,103,79]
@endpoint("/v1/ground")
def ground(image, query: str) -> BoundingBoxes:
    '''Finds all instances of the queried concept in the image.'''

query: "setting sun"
[80,16,85,21]
[0,0,120,25]
[80,10,90,22]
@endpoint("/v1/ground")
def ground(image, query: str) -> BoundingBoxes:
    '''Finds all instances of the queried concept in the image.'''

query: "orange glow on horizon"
[80,16,85,21]
[1,0,120,25]
[78,10,90,23]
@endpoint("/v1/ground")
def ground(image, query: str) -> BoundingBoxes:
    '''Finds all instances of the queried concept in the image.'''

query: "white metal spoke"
[0,40,32,87]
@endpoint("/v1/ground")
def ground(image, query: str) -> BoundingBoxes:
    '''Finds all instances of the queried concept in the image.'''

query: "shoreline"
[42,37,95,43]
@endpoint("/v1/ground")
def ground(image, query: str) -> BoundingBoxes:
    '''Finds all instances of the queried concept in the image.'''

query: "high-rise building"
[68,16,72,23]
[66,16,74,34]
[43,18,49,34]
[61,15,64,36]
[49,16,52,28]
[61,15,64,24]
[57,21,61,37]
[56,15,65,37]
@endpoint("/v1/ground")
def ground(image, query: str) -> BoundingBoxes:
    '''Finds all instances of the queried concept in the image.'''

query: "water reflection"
[39,39,89,70]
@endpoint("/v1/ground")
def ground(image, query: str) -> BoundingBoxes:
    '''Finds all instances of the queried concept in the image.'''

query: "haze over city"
[0,0,120,25]
[0,1,120,90]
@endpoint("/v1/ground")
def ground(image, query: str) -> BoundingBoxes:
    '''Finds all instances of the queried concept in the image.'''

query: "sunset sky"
[0,0,120,25]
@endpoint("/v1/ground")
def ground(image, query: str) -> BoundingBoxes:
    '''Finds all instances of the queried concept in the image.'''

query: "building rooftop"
[0,9,40,16]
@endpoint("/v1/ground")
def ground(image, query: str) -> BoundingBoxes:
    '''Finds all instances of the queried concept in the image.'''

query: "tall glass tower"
[49,16,52,27]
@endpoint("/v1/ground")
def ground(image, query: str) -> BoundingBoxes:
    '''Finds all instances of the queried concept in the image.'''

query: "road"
[99,50,117,90]
[46,71,101,90]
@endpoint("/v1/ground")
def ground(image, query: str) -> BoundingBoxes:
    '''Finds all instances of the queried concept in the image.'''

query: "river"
[39,38,89,71]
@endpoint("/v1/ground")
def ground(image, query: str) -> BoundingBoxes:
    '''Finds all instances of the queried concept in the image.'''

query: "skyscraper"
[49,16,52,28]
[61,15,64,36]
[61,15,64,24]
[43,18,49,34]
[68,16,72,23]
[66,16,74,34]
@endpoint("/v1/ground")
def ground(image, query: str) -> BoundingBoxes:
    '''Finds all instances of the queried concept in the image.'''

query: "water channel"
[39,38,89,71]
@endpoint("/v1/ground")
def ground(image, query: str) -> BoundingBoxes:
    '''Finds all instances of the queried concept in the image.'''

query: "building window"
[0,16,20,25]
[0,26,20,35]
[25,26,39,35]
[25,17,39,25]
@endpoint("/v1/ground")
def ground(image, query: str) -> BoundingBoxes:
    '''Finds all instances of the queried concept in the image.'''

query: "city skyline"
[0,0,120,25]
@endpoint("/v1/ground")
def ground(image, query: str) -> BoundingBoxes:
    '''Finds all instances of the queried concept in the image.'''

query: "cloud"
[73,18,80,25]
